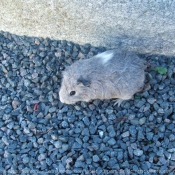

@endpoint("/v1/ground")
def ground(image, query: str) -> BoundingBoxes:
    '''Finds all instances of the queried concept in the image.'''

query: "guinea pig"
[59,49,146,106]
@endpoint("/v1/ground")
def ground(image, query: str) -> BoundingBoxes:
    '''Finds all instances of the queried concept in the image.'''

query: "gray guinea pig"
[59,49,146,106]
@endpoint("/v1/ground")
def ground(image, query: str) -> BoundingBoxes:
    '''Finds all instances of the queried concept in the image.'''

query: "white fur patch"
[97,52,114,64]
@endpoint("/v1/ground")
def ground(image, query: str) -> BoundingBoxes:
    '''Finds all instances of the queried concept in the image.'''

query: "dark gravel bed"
[0,31,175,174]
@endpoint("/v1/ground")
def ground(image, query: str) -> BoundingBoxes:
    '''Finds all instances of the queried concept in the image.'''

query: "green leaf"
[135,95,141,99]
[147,141,153,145]
[153,67,168,75]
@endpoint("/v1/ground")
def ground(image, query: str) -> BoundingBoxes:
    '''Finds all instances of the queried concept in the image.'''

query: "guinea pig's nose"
[59,96,64,103]
[58,94,64,103]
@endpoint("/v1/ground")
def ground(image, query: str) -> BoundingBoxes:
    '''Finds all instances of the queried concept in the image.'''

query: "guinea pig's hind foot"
[113,99,124,107]
[143,83,151,91]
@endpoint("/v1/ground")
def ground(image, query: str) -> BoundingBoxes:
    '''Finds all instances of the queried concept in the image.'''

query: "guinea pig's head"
[59,69,92,104]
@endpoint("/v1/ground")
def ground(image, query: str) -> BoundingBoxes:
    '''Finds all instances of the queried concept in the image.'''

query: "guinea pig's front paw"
[113,99,124,107]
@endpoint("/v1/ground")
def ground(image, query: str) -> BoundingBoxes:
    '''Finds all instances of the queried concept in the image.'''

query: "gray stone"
[120,163,129,171]
[7,78,15,87]
[33,57,42,66]
[117,151,123,161]
[93,155,100,162]
[23,127,30,134]
[159,157,168,165]
[108,138,116,145]
[27,105,33,112]
[54,140,62,148]
[157,117,162,123]
[62,144,69,151]
[139,117,146,125]
[102,155,109,161]
[72,142,82,149]
[128,114,135,120]
[74,161,85,168]
[108,158,117,168]
[107,125,116,137]
[46,62,56,71]
[61,121,69,128]
[2,136,9,146]
[133,149,143,156]
[157,108,164,114]
[148,114,154,121]
[74,105,81,110]
[130,119,139,125]
[129,126,137,136]
[171,152,175,161]
[39,51,46,57]
[146,132,154,141]
[6,122,14,129]
[49,107,57,113]
[12,100,20,109]
[32,72,38,79]
[164,151,171,159]
[109,129,116,138]
[58,163,65,173]
[46,158,53,166]
[82,128,90,136]
[51,134,58,140]
[106,107,114,115]
[130,143,137,149]
[153,103,160,112]
[138,130,145,140]
[7,155,13,164]
[93,100,101,106]
[98,130,104,138]
[128,147,133,158]
[20,68,27,76]
[147,98,156,104]
[11,108,21,116]
[88,104,95,110]
[156,141,161,147]
[135,99,146,108]
[121,131,130,138]
[37,138,44,144]
[159,125,165,132]
[83,116,90,126]
[38,153,46,161]
[168,148,175,152]
[24,79,31,87]
[89,124,96,134]
[157,147,164,157]
[22,156,29,164]
[169,134,175,141]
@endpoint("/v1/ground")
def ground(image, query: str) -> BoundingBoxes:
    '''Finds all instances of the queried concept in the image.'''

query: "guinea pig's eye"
[70,91,76,96]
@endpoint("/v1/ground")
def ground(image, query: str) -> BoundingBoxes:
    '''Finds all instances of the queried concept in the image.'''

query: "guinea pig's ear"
[77,76,91,87]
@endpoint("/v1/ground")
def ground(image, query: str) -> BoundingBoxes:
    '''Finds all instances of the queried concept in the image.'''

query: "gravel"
[0,31,175,174]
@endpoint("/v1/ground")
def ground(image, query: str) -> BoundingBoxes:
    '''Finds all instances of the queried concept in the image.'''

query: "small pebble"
[93,155,100,162]
[108,138,116,145]
[147,98,156,104]
[12,100,20,109]
[139,117,146,125]
[54,140,62,148]
[88,104,95,110]
[121,131,130,138]
[134,149,143,156]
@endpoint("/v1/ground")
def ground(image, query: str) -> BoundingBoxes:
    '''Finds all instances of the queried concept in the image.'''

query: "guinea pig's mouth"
[59,93,79,104]
[59,98,75,105]
[59,96,65,104]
